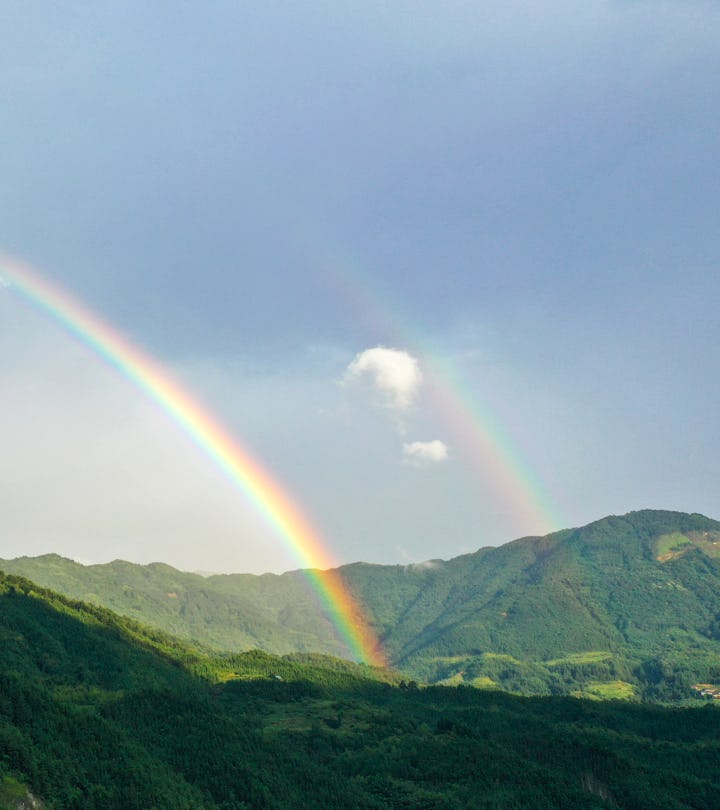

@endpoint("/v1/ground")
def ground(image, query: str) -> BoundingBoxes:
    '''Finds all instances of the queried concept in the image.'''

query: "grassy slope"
[0,571,719,809]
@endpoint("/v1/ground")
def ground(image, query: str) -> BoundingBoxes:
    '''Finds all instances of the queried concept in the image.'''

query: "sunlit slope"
[348,510,720,695]
[4,510,720,697]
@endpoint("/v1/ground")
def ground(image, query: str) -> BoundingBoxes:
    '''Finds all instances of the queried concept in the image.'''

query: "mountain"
[0,570,719,808]
[0,554,350,658]
[350,510,720,698]
[4,510,720,699]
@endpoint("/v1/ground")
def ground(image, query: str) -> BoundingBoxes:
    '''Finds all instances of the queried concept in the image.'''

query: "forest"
[0,570,719,809]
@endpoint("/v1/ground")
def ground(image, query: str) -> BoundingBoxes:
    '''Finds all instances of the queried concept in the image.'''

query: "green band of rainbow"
[0,255,386,667]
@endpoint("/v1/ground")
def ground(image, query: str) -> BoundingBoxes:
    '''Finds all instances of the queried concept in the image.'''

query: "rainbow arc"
[0,255,386,667]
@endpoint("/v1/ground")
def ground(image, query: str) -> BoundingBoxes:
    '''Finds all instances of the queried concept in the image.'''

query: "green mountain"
[4,510,720,698]
[0,570,719,808]
[351,510,720,698]
[0,554,350,658]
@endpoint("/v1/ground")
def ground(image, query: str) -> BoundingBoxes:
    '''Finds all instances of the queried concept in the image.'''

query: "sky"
[1,1,719,575]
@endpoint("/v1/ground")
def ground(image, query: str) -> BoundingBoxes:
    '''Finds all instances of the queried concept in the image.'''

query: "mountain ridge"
[4,509,720,698]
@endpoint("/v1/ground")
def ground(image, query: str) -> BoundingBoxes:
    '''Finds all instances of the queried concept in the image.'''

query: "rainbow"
[0,254,386,667]
[422,354,561,535]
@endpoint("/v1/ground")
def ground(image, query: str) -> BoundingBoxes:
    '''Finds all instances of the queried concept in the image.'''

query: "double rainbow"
[0,255,386,667]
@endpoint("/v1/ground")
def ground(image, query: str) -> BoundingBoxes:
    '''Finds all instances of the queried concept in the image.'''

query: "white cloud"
[402,440,449,467]
[406,559,442,571]
[345,347,422,412]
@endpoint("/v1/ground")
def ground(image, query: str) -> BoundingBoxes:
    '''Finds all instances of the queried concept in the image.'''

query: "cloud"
[402,440,449,467]
[406,559,442,571]
[344,349,449,467]
[345,347,422,411]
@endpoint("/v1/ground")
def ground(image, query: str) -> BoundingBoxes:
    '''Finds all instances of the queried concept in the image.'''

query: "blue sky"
[1,1,719,573]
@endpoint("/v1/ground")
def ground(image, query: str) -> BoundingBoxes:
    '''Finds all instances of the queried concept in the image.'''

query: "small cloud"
[345,347,422,412]
[402,440,449,467]
[407,559,442,571]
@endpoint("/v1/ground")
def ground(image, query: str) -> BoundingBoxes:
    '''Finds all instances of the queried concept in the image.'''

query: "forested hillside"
[5,510,720,699]
[353,510,720,698]
[0,555,349,658]
[0,571,719,809]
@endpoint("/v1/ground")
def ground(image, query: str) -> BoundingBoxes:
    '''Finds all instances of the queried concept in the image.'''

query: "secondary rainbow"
[422,353,561,535]
[315,243,563,537]
[0,254,386,667]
